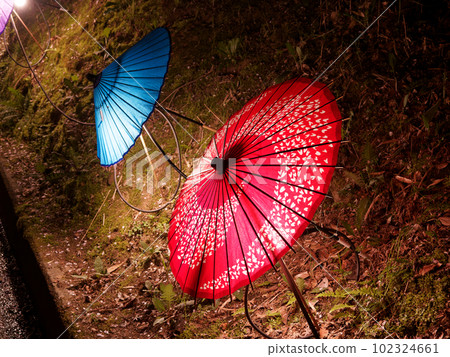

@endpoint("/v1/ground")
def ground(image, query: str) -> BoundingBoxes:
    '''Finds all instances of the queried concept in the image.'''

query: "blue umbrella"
[90,27,170,167]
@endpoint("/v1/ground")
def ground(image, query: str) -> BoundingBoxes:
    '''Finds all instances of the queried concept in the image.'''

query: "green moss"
[392,275,449,336]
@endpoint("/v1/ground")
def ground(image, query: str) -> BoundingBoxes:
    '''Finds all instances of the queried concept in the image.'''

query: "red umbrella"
[168,77,350,336]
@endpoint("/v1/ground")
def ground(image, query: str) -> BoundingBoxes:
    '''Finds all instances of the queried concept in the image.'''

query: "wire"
[3,1,50,68]
[113,108,183,213]
[10,16,95,126]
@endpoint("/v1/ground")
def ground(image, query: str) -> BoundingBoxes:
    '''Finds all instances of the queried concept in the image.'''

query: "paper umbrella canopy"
[0,0,13,35]
[168,77,342,300]
[91,27,170,166]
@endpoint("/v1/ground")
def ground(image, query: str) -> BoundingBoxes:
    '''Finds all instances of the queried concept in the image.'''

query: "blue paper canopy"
[93,27,170,166]
[0,0,13,35]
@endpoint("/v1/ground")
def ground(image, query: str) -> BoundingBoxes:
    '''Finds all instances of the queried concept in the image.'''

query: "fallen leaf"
[107,260,126,274]
[295,271,310,279]
[316,277,329,291]
[319,327,329,338]
[436,163,448,170]
[395,175,413,184]
[438,217,450,226]
[308,299,319,310]
[153,317,165,326]
[418,263,441,276]
[427,179,444,188]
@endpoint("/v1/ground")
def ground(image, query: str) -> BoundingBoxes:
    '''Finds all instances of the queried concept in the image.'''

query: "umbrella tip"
[87,72,102,88]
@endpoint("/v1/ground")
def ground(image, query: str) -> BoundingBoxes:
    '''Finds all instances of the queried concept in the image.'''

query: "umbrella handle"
[143,117,187,180]
[279,258,321,338]
[243,272,318,339]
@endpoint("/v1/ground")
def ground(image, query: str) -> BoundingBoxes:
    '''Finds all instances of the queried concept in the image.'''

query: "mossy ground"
[0,0,448,338]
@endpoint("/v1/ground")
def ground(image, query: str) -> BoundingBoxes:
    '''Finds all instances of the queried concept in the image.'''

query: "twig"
[204,104,224,125]
[364,193,382,222]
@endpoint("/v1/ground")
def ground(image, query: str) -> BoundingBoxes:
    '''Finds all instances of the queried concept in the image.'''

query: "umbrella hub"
[211,157,230,175]
[86,72,103,89]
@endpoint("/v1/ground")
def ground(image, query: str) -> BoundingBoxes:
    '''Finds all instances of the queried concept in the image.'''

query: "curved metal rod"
[244,282,315,339]
[244,285,272,339]
[303,225,360,281]
[4,1,50,68]
[113,109,184,213]
[10,15,95,126]
[146,108,187,180]
[244,225,361,339]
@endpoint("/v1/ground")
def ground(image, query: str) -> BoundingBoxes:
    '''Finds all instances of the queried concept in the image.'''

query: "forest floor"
[0,0,448,339]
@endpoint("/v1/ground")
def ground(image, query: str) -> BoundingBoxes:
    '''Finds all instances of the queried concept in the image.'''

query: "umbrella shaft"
[159,106,216,133]
[143,126,187,180]
[279,258,320,338]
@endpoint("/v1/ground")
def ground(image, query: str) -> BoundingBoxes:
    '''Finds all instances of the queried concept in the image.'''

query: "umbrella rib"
[238,93,337,159]
[168,171,215,224]
[222,80,290,157]
[222,174,254,290]
[99,79,161,106]
[178,180,218,294]
[171,185,213,280]
[104,63,168,74]
[239,114,342,160]
[220,179,233,299]
[97,83,142,143]
[110,53,169,71]
[222,81,295,159]
[231,166,333,199]
[227,170,296,254]
[100,78,164,96]
[96,84,140,157]
[227,80,328,156]
[230,170,314,225]
[168,174,219,265]
[98,80,159,107]
[100,82,150,123]
[235,163,337,168]
[191,180,220,300]
[211,179,223,300]
[242,140,342,161]
[225,173,278,272]
[224,78,302,155]
[168,176,217,249]
[101,75,165,82]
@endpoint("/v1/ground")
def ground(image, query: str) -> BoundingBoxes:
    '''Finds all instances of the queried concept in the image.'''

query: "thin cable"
[10,15,95,126]
[296,0,398,101]
[4,1,50,68]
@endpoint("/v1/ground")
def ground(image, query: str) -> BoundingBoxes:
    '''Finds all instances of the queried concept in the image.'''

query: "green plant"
[94,256,107,275]
[217,37,240,61]
[152,283,177,312]
[286,41,308,69]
